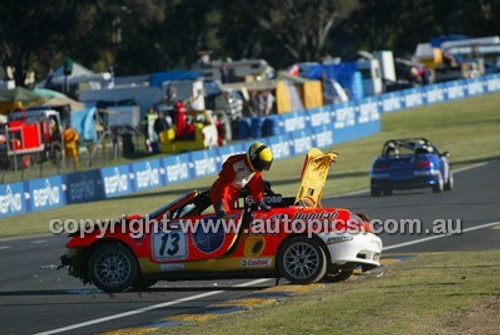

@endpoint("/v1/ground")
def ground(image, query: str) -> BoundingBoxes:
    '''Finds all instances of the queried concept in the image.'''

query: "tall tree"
[247,0,360,62]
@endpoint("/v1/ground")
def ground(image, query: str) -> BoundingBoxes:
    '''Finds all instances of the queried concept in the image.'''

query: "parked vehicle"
[159,109,218,153]
[0,109,64,169]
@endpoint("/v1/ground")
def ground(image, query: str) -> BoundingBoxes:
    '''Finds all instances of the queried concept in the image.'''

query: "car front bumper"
[317,232,382,268]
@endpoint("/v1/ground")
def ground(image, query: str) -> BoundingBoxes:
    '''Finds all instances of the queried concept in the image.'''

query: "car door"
[149,211,242,263]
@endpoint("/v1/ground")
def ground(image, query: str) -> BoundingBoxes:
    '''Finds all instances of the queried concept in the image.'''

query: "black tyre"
[371,186,381,197]
[382,188,393,196]
[277,237,327,284]
[88,244,138,293]
[444,172,454,191]
[432,173,444,193]
[132,278,158,290]
[322,269,354,283]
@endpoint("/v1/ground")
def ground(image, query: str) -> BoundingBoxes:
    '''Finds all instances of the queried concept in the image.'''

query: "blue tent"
[71,107,98,143]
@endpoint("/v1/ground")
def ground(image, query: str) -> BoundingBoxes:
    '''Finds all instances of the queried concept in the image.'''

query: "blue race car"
[370,138,453,196]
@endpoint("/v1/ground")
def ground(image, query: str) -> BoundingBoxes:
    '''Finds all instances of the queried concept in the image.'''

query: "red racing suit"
[210,153,264,212]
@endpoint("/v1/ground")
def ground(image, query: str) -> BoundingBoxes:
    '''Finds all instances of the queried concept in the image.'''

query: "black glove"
[258,200,271,211]
[216,201,227,218]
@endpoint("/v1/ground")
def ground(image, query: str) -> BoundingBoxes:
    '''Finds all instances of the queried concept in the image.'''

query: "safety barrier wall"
[0,74,499,218]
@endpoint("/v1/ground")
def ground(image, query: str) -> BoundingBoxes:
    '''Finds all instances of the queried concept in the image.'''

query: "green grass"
[155,250,500,335]
[1,93,499,237]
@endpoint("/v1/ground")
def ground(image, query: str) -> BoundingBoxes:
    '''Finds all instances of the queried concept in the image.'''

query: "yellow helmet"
[248,142,273,171]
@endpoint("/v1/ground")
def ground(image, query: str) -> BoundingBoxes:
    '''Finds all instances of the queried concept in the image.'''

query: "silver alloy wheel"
[94,250,132,286]
[283,242,320,279]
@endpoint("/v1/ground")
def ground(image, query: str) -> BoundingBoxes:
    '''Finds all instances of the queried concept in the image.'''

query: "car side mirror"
[441,151,450,157]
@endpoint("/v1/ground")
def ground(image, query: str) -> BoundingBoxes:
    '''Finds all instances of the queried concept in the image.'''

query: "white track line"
[34,278,270,335]
[31,239,48,244]
[384,221,500,251]
[334,158,497,198]
[0,246,10,250]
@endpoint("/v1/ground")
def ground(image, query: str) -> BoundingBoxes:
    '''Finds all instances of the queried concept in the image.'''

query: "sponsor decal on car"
[240,258,272,268]
[327,234,354,244]
[292,211,338,221]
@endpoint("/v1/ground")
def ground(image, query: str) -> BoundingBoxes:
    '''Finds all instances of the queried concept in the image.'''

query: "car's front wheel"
[277,237,327,284]
[444,172,454,191]
[88,244,138,293]
[432,173,444,193]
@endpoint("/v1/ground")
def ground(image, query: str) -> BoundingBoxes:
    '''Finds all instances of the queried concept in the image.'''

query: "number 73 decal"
[152,230,188,261]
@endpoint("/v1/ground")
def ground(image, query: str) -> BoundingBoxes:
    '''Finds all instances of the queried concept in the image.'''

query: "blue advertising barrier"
[161,153,192,185]
[65,169,105,204]
[0,182,26,217]
[130,159,164,192]
[101,164,133,199]
[26,175,66,212]
[1,74,500,218]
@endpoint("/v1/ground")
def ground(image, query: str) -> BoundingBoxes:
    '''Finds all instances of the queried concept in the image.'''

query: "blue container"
[236,118,251,140]
[263,115,281,137]
[250,117,264,139]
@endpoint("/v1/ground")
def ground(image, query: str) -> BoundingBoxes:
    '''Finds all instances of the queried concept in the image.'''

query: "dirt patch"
[441,296,500,335]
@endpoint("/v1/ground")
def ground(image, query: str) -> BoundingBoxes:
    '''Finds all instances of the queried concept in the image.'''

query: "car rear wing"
[295,148,338,208]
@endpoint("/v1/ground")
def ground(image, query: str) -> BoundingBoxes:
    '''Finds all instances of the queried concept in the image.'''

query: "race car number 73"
[153,231,187,260]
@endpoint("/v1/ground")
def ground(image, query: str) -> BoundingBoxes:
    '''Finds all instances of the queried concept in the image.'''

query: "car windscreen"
[148,196,185,219]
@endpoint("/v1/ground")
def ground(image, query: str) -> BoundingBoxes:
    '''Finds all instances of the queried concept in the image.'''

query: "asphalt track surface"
[0,159,498,334]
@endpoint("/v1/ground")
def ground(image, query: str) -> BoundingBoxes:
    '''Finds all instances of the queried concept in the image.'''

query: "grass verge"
[154,250,500,335]
[1,93,499,237]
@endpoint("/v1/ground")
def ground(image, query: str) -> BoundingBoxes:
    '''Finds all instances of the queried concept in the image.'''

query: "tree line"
[0,0,498,86]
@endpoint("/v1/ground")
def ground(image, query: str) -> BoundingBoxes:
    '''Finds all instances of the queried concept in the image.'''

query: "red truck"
[0,109,64,169]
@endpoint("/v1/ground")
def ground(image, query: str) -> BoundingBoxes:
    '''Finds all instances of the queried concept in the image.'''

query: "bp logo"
[192,217,225,253]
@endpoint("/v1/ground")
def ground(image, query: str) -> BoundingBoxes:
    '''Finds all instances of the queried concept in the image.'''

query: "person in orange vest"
[210,142,273,218]
[63,124,80,170]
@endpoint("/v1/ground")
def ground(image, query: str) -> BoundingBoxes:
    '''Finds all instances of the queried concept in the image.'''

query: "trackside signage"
[0,182,25,217]
[269,135,291,159]
[308,107,331,127]
[381,92,403,113]
[190,150,217,178]
[27,176,65,211]
[65,169,105,204]
[163,153,191,184]
[132,159,163,191]
[291,130,313,155]
[101,165,131,198]
[333,102,356,129]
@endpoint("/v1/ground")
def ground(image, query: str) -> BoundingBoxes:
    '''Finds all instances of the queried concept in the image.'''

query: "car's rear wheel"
[432,173,444,193]
[382,188,393,196]
[277,237,327,284]
[88,244,138,293]
[132,278,158,290]
[444,172,454,191]
[371,186,381,196]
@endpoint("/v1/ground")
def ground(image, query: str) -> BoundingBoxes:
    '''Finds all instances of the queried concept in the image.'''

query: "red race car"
[60,149,383,292]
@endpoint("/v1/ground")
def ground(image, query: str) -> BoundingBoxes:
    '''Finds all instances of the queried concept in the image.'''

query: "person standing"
[63,124,80,170]
[210,142,273,218]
